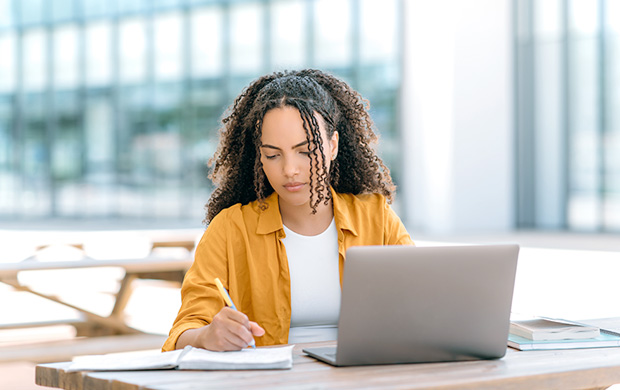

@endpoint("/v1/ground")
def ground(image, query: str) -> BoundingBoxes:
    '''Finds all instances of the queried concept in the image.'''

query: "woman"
[163,69,413,352]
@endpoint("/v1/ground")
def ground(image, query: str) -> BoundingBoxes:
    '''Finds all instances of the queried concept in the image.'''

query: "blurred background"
[1,0,620,388]
[0,0,619,234]
[1,0,619,234]
[0,0,402,227]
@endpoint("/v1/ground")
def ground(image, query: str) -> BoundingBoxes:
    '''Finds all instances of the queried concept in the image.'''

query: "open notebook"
[67,345,294,371]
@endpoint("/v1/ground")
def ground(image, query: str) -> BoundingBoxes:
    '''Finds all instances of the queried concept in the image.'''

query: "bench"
[0,231,199,338]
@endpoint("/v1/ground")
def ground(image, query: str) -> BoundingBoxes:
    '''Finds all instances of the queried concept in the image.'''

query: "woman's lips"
[284,182,305,192]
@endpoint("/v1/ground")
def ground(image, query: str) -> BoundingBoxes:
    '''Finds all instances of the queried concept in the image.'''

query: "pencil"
[214,277,256,348]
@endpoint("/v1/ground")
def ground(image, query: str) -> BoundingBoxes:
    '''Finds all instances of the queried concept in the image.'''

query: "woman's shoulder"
[334,191,387,208]
[333,192,391,220]
[210,199,262,223]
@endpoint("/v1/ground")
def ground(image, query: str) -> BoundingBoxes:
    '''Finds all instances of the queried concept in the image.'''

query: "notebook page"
[177,345,294,370]
[67,349,183,372]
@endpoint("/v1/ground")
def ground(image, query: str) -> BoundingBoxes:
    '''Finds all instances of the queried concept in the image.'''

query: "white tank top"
[281,218,340,343]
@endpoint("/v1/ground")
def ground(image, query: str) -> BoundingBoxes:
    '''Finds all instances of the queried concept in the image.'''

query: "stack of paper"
[510,319,600,341]
[508,318,620,351]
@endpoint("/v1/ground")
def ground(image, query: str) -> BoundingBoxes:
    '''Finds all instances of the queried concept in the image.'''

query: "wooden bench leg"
[111,274,137,319]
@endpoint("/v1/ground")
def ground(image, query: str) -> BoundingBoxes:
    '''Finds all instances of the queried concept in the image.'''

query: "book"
[508,330,620,351]
[510,318,600,341]
[66,345,294,372]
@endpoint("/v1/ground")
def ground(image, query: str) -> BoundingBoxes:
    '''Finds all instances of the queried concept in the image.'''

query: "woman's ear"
[330,131,339,161]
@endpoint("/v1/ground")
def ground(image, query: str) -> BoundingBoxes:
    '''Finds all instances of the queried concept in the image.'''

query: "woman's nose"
[282,156,299,177]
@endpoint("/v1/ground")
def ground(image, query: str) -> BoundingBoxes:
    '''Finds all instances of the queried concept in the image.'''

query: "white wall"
[400,0,515,233]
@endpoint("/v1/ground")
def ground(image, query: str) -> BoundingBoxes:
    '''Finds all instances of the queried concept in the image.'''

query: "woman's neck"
[279,198,334,236]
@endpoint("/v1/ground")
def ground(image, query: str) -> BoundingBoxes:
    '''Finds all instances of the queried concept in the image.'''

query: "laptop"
[303,244,519,366]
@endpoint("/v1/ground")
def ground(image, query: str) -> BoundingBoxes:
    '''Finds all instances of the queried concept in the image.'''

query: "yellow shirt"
[162,190,413,351]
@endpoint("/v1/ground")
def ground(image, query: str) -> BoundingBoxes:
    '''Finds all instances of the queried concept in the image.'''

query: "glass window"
[151,82,183,217]
[0,96,14,215]
[271,0,305,69]
[191,7,223,78]
[0,0,404,222]
[515,0,532,39]
[84,91,116,217]
[535,0,562,38]
[0,0,14,28]
[117,85,149,217]
[22,92,51,216]
[85,22,112,87]
[533,47,565,228]
[609,0,620,33]
[604,0,620,229]
[51,0,76,22]
[314,0,352,68]
[53,91,83,217]
[187,81,224,219]
[567,0,601,230]
[0,33,16,93]
[604,130,620,230]
[529,0,566,228]
[516,0,620,232]
[360,0,398,64]
[18,0,44,26]
[230,2,263,75]
[154,12,183,81]
[570,0,599,35]
[82,0,114,19]
[153,0,181,10]
[22,28,48,92]
[53,24,80,90]
[85,92,114,171]
[0,96,11,165]
[117,0,148,15]
[119,18,147,85]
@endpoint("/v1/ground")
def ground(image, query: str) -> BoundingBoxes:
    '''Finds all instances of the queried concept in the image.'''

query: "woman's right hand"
[176,307,265,351]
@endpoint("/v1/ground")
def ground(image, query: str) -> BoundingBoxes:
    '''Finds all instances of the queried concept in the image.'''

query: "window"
[314,0,352,68]
[0,33,16,93]
[18,0,44,26]
[51,0,76,22]
[0,0,14,29]
[516,0,620,231]
[85,22,112,87]
[271,0,305,69]
[154,12,183,81]
[22,28,48,92]
[191,7,223,78]
[53,24,80,90]
[1,0,403,222]
[119,18,147,85]
[230,2,263,75]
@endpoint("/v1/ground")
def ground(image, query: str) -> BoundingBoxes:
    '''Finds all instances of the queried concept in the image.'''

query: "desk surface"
[36,342,620,390]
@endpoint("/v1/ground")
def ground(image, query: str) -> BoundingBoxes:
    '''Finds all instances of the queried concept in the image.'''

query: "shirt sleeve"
[383,198,415,246]
[161,212,230,351]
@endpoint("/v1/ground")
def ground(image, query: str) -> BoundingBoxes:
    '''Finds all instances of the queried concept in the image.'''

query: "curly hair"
[204,69,395,224]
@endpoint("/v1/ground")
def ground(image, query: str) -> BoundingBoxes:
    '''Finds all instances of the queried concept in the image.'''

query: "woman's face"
[259,106,338,211]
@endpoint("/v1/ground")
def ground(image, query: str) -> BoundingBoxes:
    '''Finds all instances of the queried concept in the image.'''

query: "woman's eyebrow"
[260,140,309,150]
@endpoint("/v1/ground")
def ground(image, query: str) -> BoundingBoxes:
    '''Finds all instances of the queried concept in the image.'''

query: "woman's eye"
[265,155,277,160]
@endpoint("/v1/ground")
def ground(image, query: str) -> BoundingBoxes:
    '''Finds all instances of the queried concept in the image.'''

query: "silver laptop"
[303,244,519,366]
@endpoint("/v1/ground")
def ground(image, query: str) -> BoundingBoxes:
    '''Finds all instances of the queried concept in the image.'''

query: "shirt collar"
[255,188,359,237]
[331,188,359,237]
[256,192,283,235]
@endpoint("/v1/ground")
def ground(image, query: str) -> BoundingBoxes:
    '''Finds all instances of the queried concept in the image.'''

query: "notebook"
[303,244,520,366]
[66,345,294,372]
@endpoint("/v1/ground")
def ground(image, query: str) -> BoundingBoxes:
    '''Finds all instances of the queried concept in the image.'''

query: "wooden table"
[36,342,620,390]
[0,242,195,337]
